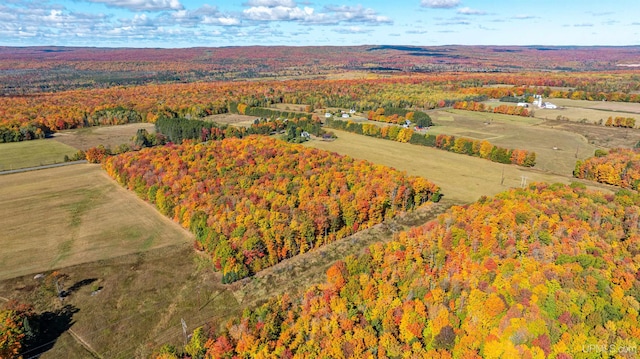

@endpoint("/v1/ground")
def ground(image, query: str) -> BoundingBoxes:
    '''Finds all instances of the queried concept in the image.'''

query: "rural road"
[0,160,88,176]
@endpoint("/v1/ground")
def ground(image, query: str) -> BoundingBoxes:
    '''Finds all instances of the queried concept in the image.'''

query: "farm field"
[334,105,594,176]
[483,99,640,125]
[532,106,637,125]
[52,122,156,150]
[3,43,640,358]
[0,139,77,171]
[544,98,640,113]
[0,164,192,281]
[538,119,640,148]
[304,130,604,203]
[204,113,257,128]
[425,109,597,176]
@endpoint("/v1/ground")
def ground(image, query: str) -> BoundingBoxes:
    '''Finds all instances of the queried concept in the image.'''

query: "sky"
[1,0,639,48]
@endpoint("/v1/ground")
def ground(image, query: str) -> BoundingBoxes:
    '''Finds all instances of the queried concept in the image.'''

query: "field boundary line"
[68,328,102,359]
[0,160,87,176]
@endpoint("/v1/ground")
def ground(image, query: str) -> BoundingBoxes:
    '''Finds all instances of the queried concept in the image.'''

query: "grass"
[483,99,640,124]
[305,130,607,203]
[426,109,599,176]
[204,113,257,128]
[53,123,156,151]
[0,139,77,171]
[542,98,640,114]
[0,164,192,281]
[532,106,640,125]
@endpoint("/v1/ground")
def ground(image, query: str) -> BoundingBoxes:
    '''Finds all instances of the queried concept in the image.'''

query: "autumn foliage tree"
[164,183,640,358]
[574,148,640,188]
[326,118,536,167]
[0,301,35,359]
[104,136,440,283]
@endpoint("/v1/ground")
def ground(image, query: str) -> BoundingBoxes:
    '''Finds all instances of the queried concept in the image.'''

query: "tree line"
[324,118,536,167]
[574,148,640,189]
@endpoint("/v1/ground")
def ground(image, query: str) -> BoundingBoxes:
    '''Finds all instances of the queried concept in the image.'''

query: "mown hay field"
[0,164,192,281]
[0,139,77,171]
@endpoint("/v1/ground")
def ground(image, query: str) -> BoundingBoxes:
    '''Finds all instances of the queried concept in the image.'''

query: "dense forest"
[104,136,440,283]
[4,68,640,143]
[574,148,640,189]
[2,46,640,94]
[159,183,640,358]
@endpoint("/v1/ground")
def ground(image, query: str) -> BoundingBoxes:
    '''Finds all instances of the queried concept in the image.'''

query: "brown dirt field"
[204,113,258,128]
[52,123,156,150]
[0,164,192,281]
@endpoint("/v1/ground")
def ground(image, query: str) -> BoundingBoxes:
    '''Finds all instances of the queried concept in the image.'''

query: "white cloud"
[321,5,391,24]
[243,5,314,21]
[84,0,184,12]
[333,26,372,34]
[514,14,536,20]
[214,17,241,26]
[170,5,240,26]
[457,7,486,15]
[242,3,390,25]
[244,0,296,7]
[420,0,460,9]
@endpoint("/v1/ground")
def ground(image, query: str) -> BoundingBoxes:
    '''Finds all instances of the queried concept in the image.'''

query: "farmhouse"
[533,95,557,109]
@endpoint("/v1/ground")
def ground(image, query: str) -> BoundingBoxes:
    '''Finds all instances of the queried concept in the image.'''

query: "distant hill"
[2,45,640,94]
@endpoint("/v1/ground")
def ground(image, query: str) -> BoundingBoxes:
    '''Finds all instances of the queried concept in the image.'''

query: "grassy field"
[543,98,640,114]
[204,113,257,128]
[305,130,608,203]
[426,109,598,176]
[532,106,639,125]
[0,164,192,281]
[538,119,640,149]
[484,98,640,125]
[53,123,156,151]
[0,139,77,171]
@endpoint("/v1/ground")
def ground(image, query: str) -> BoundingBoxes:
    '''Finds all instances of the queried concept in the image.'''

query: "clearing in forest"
[0,139,77,171]
[0,164,192,280]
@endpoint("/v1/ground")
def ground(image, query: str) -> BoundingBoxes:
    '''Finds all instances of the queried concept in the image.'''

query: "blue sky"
[1,0,639,48]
